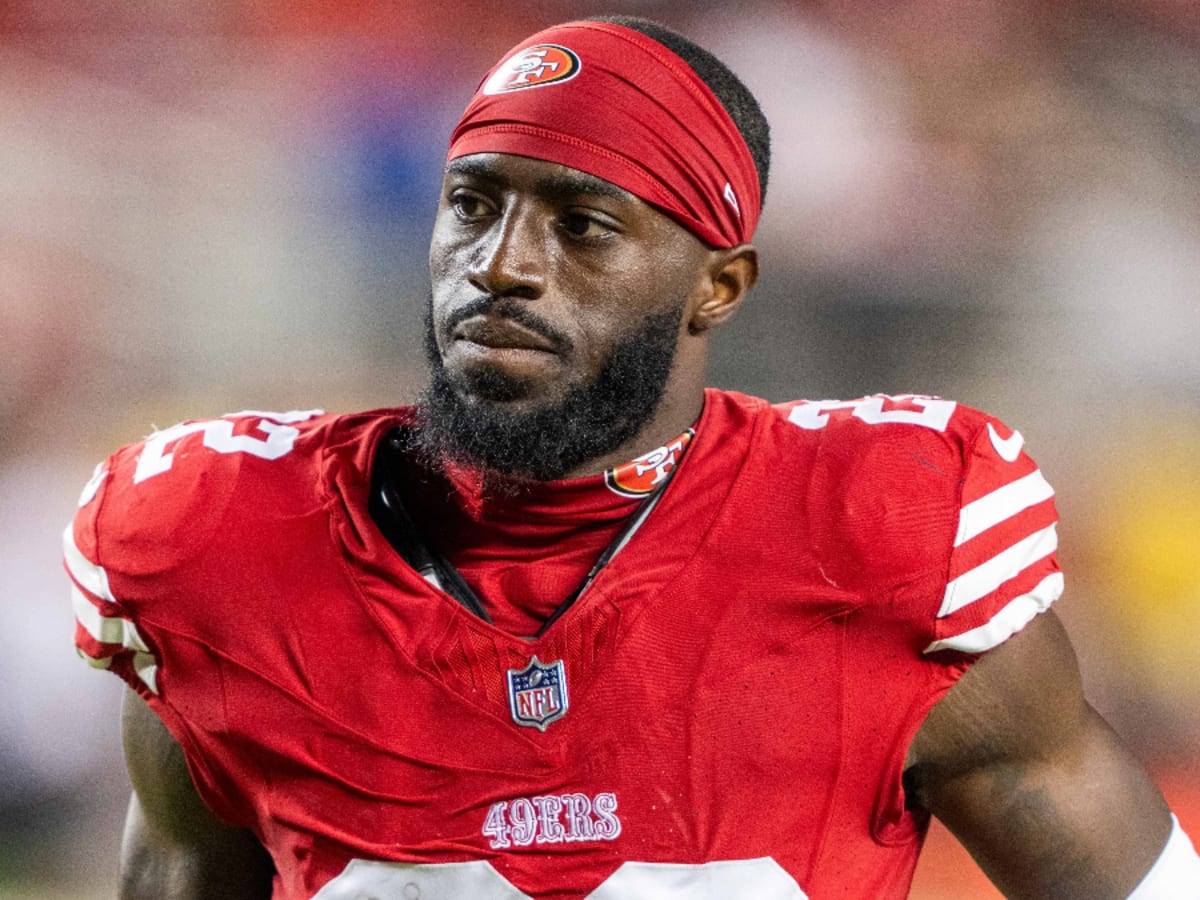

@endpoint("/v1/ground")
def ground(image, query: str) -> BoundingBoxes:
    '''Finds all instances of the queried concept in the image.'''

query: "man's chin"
[444,366,565,410]
[416,303,684,481]
[414,367,568,479]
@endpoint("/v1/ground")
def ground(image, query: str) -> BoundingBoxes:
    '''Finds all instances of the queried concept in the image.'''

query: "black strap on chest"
[368,427,678,639]
[370,429,492,623]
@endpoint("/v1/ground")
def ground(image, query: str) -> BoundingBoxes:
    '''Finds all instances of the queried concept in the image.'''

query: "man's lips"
[453,316,559,353]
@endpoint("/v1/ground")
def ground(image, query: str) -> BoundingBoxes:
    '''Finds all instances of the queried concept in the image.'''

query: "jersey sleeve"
[923,414,1063,655]
[778,393,1064,660]
[61,409,331,826]
[64,408,333,690]
[64,449,162,697]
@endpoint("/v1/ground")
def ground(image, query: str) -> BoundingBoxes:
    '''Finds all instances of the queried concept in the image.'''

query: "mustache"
[443,295,574,353]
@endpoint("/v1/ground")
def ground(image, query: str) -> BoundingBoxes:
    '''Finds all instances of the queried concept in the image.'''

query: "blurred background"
[2,0,1197,896]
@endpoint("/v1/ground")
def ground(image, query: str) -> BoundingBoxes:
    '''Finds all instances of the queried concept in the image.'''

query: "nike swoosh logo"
[987,422,1024,462]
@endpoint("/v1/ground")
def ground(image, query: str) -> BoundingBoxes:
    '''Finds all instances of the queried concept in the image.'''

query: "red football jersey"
[64,390,1062,899]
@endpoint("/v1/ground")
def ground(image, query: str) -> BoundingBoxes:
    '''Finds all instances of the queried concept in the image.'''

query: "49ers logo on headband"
[484,44,581,95]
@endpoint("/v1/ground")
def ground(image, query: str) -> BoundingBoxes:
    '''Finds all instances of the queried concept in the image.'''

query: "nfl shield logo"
[506,656,569,731]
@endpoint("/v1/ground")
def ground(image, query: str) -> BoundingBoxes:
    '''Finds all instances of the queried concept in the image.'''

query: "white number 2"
[133,409,323,483]
[312,857,808,899]
[787,394,955,432]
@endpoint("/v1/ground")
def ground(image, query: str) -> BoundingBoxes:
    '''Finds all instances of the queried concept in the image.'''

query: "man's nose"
[467,206,547,300]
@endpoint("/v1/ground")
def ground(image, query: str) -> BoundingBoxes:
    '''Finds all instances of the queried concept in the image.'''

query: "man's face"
[421,152,715,479]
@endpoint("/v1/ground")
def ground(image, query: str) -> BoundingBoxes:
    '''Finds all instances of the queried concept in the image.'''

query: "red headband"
[447,21,761,248]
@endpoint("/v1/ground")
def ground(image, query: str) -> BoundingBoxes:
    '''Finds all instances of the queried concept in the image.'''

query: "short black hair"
[587,15,771,206]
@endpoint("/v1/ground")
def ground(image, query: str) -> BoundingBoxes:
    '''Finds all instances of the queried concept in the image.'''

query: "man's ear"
[689,245,759,334]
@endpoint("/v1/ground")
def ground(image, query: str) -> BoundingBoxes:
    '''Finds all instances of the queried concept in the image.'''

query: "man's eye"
[561,213,609,238]
[451,193,492,218]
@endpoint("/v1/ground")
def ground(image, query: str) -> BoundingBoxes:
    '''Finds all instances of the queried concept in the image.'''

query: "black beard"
[415,296,683,482]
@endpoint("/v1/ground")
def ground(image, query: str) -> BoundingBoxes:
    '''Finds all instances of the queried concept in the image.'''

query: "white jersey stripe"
[954,469,1055,547]
[125,619,151,655]
[133,651,160,695]
[62,525,114,602]
[924,572,1064,654]
[64,526,159,694]
[72,585,127,645]
[72,584,151,653]
[939,524,1058,617]
[76,648,113,670]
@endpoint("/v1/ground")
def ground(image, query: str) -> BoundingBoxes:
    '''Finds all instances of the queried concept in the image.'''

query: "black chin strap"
[369,428,683,639]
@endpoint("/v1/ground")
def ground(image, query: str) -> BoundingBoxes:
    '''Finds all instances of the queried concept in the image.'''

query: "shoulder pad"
[770,395,1062,652]
[71,409,330,579]
[64,408,333,692]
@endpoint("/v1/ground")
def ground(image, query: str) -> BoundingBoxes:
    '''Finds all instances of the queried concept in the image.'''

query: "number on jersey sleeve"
[133,409,323,482]
[787,395,956,432]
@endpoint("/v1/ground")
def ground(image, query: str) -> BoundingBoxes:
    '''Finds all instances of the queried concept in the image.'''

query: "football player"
[66,15,1198,899]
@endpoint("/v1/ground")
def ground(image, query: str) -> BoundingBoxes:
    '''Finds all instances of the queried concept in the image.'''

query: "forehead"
[443,153,641,204]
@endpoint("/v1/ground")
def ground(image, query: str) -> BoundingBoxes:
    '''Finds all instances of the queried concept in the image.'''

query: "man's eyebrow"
[445,156,502,182]
[533,172,635,203]
[444,157,636,203]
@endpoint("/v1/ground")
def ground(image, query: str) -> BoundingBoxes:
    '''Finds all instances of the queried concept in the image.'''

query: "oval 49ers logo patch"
[483,43,581,95]
[605,429,694,498]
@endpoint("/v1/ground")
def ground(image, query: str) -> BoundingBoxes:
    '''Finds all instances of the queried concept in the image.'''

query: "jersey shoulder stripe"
[955,468,1055,547]
[64,523,160,694]
[925,572,1063,654]
[763,393,1063,657]
[931,411,1062,654]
